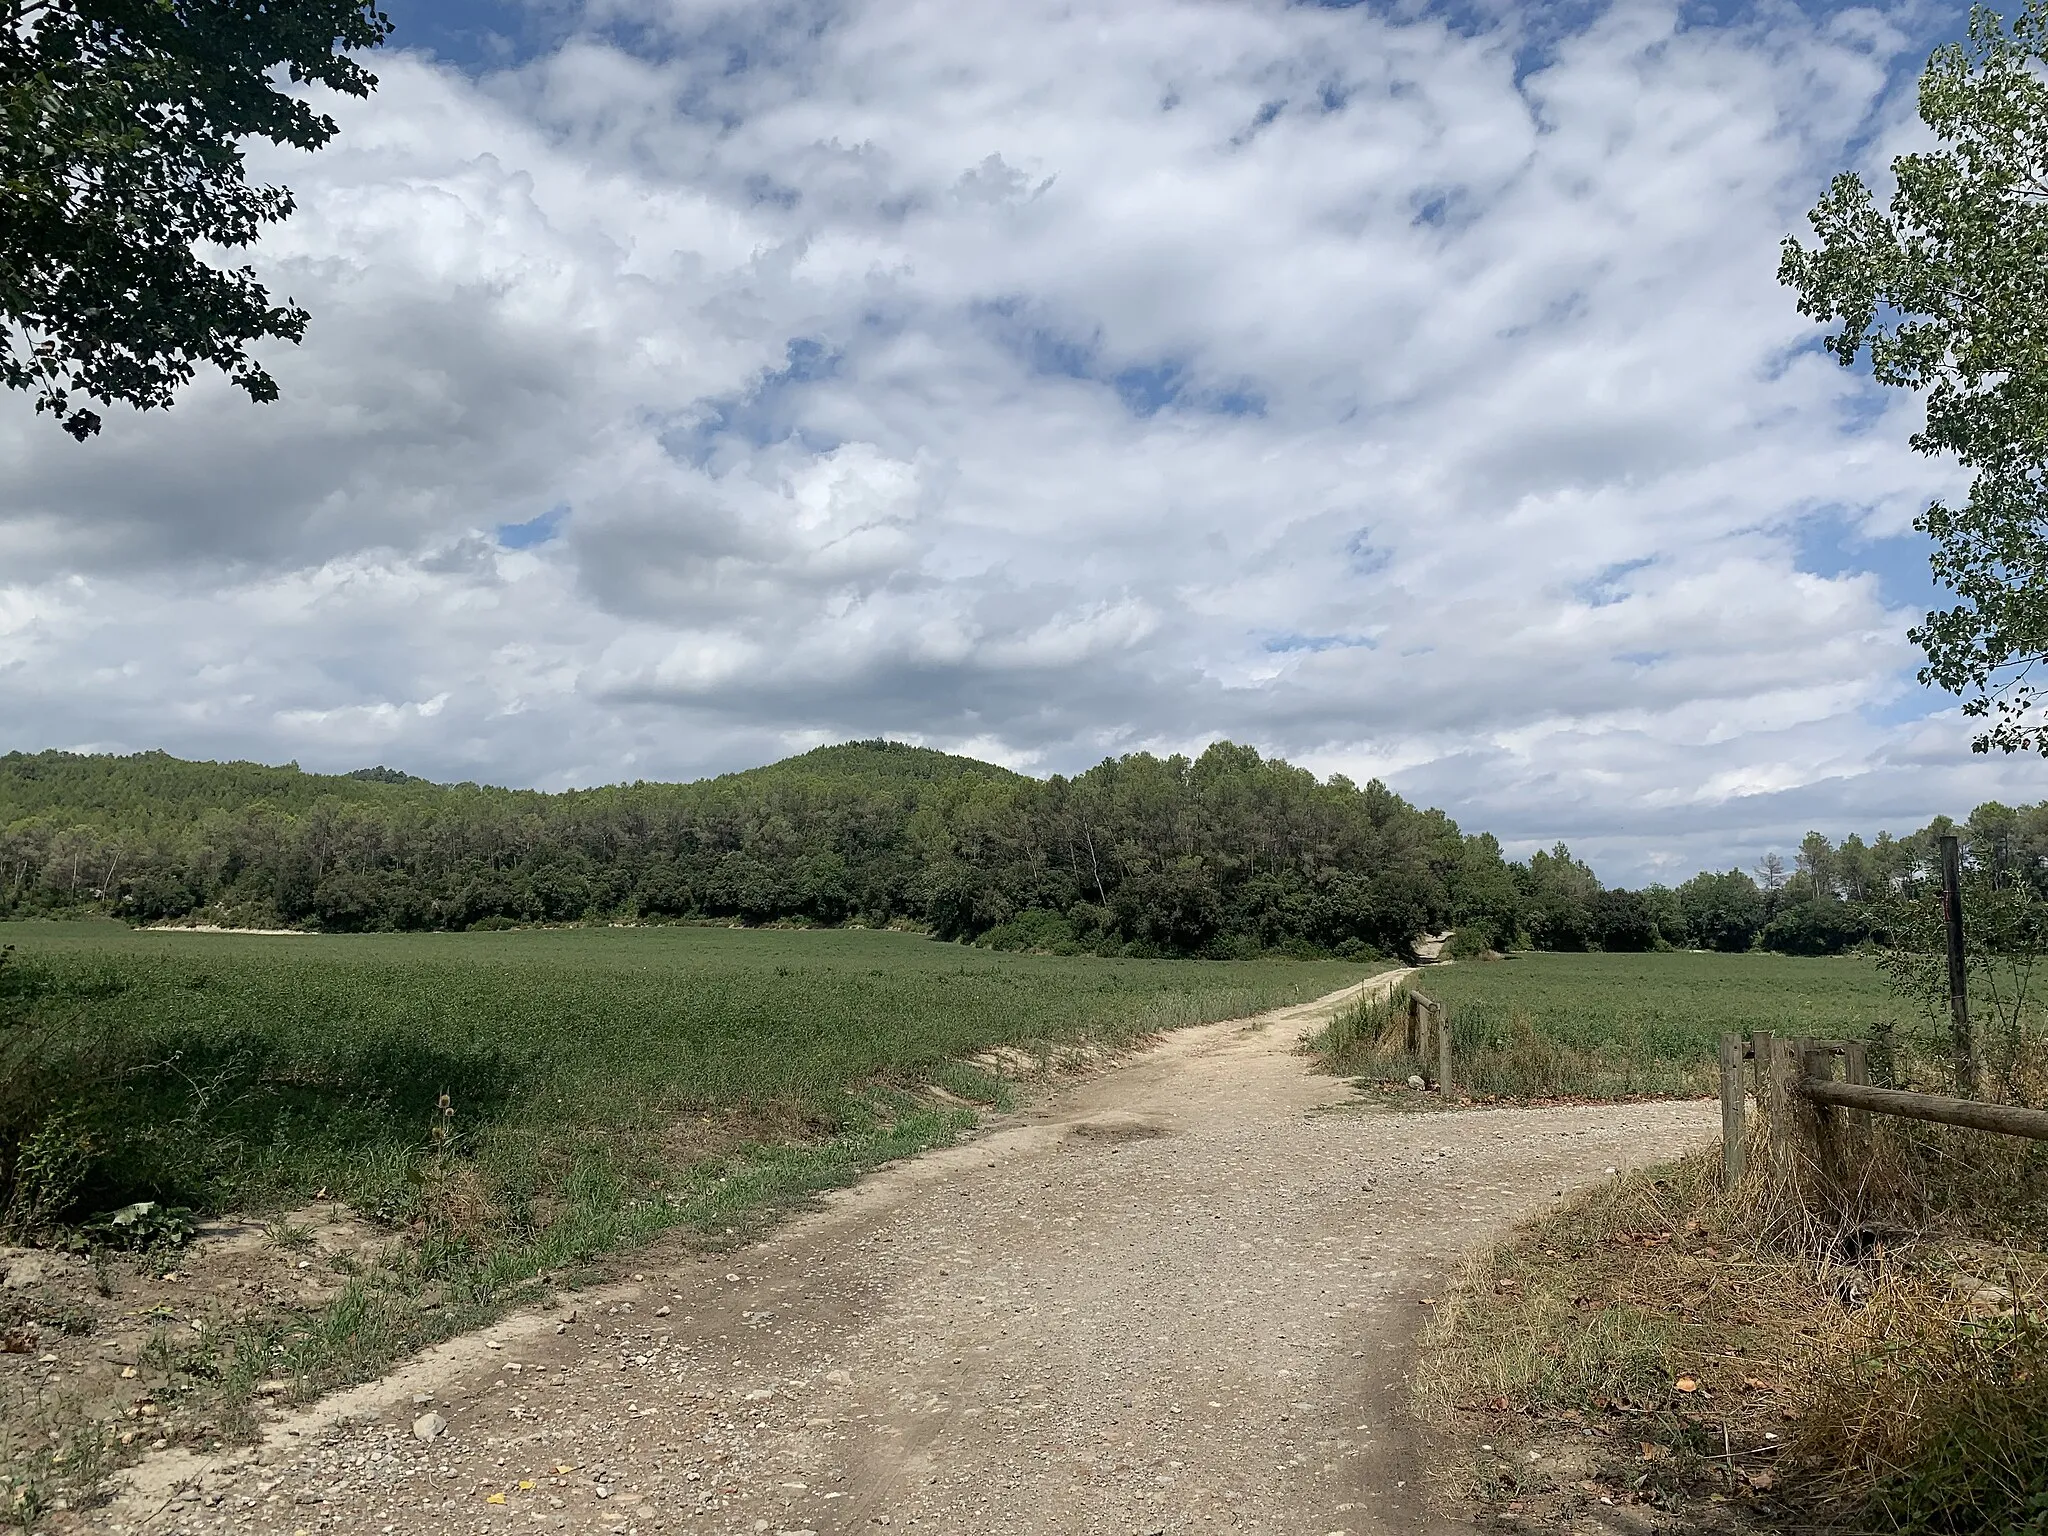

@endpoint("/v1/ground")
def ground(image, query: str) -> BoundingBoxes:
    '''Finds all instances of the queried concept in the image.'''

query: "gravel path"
[95,972,1716,1536]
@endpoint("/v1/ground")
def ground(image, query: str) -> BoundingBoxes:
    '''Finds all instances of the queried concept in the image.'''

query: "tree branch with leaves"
[1781,3,2048,751]
[0,0,392,439]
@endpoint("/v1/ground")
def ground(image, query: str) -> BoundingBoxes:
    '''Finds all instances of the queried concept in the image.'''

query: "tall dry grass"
[1414,1121,2048,1533]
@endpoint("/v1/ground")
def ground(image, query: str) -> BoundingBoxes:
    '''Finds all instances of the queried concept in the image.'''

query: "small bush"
[1446,925,1496,960]
[976,909,1077,953]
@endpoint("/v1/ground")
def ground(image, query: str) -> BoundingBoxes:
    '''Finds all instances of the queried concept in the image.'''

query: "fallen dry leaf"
[1675,1376,1699,1393]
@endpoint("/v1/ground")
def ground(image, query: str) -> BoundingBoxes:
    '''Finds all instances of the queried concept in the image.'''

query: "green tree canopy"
[1,0,391,439]
[1780,3,2048,751]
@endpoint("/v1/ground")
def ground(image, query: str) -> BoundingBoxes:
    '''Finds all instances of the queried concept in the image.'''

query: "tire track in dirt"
[94,970,1715,1536]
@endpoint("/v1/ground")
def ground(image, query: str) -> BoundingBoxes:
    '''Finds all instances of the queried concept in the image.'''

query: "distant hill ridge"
[716,739,1025,787]
[0,738,1014,827]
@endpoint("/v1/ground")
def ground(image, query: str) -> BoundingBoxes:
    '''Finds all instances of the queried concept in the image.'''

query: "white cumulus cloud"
[2,0,2038,880]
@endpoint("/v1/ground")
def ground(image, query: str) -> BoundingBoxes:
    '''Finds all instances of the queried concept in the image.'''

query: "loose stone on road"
[97,972,1715,1536]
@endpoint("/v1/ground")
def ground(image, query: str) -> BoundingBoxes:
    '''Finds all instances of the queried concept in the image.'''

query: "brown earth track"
[89,971,1715,1536]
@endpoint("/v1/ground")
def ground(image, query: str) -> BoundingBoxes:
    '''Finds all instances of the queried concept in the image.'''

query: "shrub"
[977,909,1078,953]
[1447,924,1497,960]
[1759,897,1869,956]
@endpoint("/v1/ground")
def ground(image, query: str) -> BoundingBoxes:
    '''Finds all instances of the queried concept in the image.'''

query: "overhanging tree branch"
[0,0,391,439]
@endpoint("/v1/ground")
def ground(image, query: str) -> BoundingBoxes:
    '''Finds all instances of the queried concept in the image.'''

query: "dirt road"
[99,972,1715,1536]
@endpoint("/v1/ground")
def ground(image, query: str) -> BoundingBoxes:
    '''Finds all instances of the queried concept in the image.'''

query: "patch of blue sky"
[662,338,844,467]
[1263,631,1377,653]
[497,504,567,550]
[1294,0,1964,96]
[377,0,550,69]
[1493,287,1590,343]
[1864,686,1949,728]
[1759,329,1841,384]
[1114,361,1185,416]
[1615,650,1669,667]
[1766,311,1898,407]
[971,297,1092,373]
[1113,361,1265,418]
[1409,185,1476,231]
[1794,506,1941,615]
[1230,98,1288,147]
[378,0,841,92]
[1574,556,1653,607]
[974,299,1264,419]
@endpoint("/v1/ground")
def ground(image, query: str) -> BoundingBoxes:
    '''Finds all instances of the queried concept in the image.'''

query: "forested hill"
[0,742,2027,958]
[1,741,1500,955]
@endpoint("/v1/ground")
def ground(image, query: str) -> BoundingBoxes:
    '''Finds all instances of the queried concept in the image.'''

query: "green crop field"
[0,920,1369,1240]
[0,921,1375,1431]
[1319,950,1899,1101]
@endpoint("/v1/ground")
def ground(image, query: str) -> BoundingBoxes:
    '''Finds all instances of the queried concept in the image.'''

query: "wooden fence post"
[1940,832,1976,1098]
[1718,1034,1746,1190]
[1842,1040,1869,1087]
[1841,1040,1871,1138]
[1752,1030,1778,1147]
[1406,992,1421,1055]
[1435,1000,1452,1098]
[1800,1038,1840,1175]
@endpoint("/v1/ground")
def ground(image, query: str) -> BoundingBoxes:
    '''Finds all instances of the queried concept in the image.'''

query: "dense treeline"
[1,741,1483,957]
[0,742,2027,958]
[1504,807,2048,957]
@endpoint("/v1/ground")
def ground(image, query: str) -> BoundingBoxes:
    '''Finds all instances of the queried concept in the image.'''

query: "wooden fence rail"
[1801,1079,2048,1142]
[1720,1028,2048,1190]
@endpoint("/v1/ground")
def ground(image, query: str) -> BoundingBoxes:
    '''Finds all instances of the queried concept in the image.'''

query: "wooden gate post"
[1718,1034,1747,1190]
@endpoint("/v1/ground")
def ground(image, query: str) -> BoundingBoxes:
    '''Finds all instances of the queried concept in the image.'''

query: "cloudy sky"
[3,0,2041,883]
